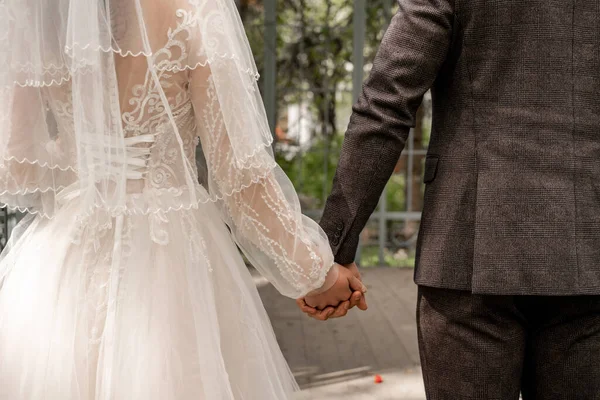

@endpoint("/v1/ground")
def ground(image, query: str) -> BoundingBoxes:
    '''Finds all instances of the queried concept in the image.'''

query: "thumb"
[349,275,367,294]
[357,294,368,311]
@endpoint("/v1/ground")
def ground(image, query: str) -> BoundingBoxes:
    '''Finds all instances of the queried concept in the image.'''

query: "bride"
[0,0,365,399]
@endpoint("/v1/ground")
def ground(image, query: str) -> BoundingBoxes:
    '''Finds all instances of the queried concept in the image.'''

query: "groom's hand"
[296,263,368,320]
[344,263,368,310]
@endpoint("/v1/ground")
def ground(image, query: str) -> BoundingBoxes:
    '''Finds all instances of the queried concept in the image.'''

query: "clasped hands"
[296,263,368,321]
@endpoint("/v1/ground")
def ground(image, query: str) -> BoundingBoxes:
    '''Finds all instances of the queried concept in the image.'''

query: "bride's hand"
[297,265,367,320]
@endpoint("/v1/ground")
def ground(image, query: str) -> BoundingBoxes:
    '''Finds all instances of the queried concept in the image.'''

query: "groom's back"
[320,0,600,295]
[418,0,600,294]
[434,0,597,141]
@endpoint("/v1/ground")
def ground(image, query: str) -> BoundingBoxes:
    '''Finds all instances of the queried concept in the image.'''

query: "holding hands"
[296,263,368,321]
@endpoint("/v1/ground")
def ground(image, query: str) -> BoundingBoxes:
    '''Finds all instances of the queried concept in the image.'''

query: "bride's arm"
[189,64,338,299]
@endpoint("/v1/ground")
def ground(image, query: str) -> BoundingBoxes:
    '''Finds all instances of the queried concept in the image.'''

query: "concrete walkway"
[256,267,427,399]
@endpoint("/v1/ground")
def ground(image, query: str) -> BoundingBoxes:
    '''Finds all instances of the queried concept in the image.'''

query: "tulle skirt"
[0,197,297,399]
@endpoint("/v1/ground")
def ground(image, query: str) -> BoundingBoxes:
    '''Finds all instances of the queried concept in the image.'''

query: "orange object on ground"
[374,374,383,384]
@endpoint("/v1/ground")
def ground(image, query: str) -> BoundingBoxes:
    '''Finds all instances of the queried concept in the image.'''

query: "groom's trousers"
[417,285,600,400]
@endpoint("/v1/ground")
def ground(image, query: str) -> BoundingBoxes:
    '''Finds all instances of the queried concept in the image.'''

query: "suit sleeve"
[319,0,455,264]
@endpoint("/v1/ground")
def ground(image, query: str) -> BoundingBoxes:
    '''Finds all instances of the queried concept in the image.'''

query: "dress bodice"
[43,59,200,198]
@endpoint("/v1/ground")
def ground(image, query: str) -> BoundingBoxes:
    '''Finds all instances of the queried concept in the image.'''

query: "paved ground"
[256,267,427,399]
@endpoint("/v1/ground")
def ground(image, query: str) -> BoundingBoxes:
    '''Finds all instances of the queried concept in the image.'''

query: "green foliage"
[385,173,406,212]
[275,134,344,208]
[359,246,415,268]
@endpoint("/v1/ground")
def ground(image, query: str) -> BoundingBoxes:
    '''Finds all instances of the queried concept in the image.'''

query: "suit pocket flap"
[423,155,439,184]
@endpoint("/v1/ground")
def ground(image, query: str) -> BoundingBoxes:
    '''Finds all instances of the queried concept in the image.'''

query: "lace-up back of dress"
[46,8,199,196]
[114,54,198,194]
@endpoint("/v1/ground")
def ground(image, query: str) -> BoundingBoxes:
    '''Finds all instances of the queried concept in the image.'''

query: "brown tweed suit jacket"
[319,0,600,295]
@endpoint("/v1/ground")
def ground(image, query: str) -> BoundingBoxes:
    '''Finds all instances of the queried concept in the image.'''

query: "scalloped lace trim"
[14,76,72,88]
[10,53,260,88]
[1,155,76,172]
[63,39,259,76]
[0,162,277,219]
[230,141,276,170]
[9,62,68,76]
[2,203,53,218]
[0,185,66,196]
[65,43,152,59]
[157,58,260,80]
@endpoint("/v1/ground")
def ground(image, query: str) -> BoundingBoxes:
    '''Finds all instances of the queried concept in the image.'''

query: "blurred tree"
[275,0,395,137]
[275,134,344,209]
[239,1,432,213]
[239,0,396,137]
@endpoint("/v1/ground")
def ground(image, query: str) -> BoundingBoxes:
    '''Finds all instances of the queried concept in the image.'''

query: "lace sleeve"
[189,64,337,299]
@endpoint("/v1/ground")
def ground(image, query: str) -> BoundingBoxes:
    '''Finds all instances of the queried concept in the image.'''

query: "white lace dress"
[0,1,335,399]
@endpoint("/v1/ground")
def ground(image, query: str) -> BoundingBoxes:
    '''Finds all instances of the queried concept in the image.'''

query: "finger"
[357,294,368,311]
[311,307,335,321]
[308,311,325,321]
[330,301,350,318]
[319,299,341,310]
[344,291,361,310]
[349,276,367,294]
[330,308,348,319]
[296,298,318,315]
[306,297,327,310]
[310,312,327,321]
[322,307,336,320]
[348,291,363,308]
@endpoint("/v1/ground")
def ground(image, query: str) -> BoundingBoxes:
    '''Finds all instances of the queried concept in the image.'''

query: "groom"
[299,0,600,398]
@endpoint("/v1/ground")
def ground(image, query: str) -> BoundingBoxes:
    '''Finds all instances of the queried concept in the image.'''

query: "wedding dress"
[0,1,336,399]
